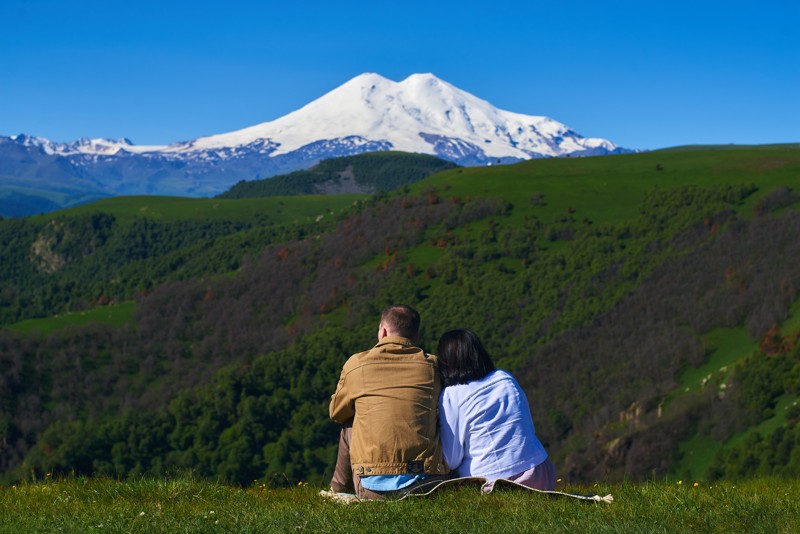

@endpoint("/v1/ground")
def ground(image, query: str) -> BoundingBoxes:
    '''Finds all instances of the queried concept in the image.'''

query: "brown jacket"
[329,336,448,476]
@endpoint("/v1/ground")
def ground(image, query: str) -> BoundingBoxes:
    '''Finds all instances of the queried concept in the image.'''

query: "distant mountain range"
[0,73,632,216]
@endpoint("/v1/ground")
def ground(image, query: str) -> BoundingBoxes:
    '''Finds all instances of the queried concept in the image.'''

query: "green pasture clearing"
[5,301,136,335]
[403,244,446,268]
[725,392,800,450]
[678,434,721,482]
[417,146,800,226]
[31,194,367,225]
[1,477,797,533]
[365,244,448,272]
[679,326,756,392]
[672,299,800,480]
[780,298,800,335]
[679,393,799,482]
[676,293,800,397]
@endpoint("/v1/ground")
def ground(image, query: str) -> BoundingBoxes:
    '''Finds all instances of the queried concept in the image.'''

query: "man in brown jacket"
[328,304,448,499]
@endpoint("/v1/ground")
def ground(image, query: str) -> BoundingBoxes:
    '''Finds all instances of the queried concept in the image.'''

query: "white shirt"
[438,369,548,479]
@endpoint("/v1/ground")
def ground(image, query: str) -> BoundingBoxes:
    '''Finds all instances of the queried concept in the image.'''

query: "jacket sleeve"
[329,366,355,424]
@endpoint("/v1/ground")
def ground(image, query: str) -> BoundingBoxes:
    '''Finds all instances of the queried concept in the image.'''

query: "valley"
[1,146,798,487]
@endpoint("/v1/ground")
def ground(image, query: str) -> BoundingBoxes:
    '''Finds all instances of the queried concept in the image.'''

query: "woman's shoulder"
[483,368,517,385]
[491,368,513,379]
[445,369,515,395]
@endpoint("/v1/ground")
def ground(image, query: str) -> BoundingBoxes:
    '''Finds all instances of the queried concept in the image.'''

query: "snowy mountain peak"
[185,72,624,161]
[401,72,449,88]
[10,73,627,162]
[3,73,632,214]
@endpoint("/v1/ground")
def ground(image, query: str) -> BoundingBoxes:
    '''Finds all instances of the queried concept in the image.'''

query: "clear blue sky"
[1,0,797,150]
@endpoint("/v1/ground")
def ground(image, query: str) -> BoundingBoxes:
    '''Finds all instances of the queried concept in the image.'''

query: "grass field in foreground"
[1,477,797,533]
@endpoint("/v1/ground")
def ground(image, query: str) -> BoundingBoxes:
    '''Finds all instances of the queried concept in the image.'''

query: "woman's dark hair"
[436,329,495,387]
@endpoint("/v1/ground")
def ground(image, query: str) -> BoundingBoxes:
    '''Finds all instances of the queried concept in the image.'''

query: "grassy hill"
[418,145,799,222]
[31,194,366,225]
[218,151,458,198]
[1,145,799,487]
[0,193,367,325]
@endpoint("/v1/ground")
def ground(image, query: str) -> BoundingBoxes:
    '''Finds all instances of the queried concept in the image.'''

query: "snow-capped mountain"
[181,72,624,160]
[1,73,631,216]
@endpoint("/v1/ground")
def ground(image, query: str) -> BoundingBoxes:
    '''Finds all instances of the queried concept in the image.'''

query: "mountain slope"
[4,147,795,486]
[1,73,629,216]
[218,151,458,198]
[189,72,625,160]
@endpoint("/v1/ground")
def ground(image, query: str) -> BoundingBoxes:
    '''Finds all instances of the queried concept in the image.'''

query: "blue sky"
[1,0,797,150]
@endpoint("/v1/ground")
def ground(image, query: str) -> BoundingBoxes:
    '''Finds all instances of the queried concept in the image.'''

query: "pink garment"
[481,458,557,493]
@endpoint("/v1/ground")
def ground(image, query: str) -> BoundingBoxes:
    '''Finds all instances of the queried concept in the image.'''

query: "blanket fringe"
[318,486,615,505]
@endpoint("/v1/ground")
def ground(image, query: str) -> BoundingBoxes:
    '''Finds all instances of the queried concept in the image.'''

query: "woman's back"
[439,369,548,479]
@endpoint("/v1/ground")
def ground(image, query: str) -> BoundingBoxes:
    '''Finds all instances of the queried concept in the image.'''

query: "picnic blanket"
[319,477,614,504]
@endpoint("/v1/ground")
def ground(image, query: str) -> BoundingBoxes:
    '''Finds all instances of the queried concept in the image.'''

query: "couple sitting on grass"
[328,304,556,500]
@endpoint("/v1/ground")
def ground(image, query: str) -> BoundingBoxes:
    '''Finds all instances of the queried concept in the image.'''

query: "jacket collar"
[375,335,416,348]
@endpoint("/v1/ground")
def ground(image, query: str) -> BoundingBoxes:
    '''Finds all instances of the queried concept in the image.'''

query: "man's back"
[330,335,447,476]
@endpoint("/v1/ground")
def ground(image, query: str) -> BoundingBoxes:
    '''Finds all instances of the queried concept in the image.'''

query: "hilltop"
[218,151,458,198]
[1,145,798,486]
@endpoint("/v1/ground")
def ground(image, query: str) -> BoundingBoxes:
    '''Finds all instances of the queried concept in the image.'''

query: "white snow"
[13,73,619,160]
[183,72,618,159]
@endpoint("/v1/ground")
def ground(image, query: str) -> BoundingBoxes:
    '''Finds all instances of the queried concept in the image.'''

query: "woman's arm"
[438,389,465,471]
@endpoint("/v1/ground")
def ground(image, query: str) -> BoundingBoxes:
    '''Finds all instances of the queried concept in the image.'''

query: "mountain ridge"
[1,73,630,216]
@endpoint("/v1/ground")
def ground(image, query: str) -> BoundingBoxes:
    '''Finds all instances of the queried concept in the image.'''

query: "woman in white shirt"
[437,329,556,490]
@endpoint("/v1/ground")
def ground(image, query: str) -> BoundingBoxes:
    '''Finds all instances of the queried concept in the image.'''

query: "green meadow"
[30,194,367,225]
[2,146,798,505]
[1,477,797,533]
[419,145,800,224]
[7,301,136,335]
[672,297,800,480]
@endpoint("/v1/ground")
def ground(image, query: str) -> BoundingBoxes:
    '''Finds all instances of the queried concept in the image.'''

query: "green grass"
[677,434,722,482]
[780,298,800,335]
[675,391,799,483]
[1,477,797,533]
[726,393,800,450]
[678,393,800,481]
[418,146,800,226]
[30,194,367,225]
[5,301,136,335]
[673,299,800,480]
[678,326,757,391]
[403,244,446,268]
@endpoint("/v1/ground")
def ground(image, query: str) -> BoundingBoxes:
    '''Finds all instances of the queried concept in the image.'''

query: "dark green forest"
[1,146,799,486]
[218,151,458,198]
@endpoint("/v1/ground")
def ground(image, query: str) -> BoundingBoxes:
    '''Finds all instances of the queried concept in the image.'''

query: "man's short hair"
[381,304,421,339]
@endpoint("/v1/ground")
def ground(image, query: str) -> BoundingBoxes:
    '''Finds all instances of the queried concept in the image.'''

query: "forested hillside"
[218,151,458,198]
[1,146,798,486]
